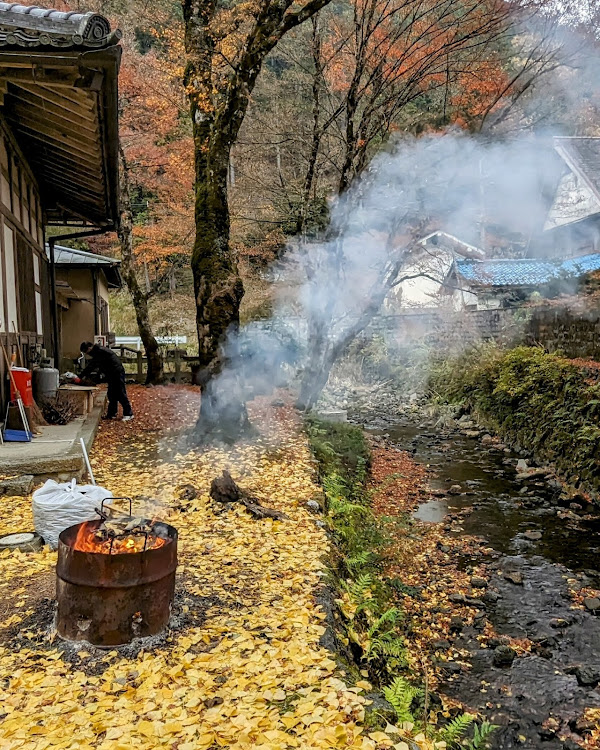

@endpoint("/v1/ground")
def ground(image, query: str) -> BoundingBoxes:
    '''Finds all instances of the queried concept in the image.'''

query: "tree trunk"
[118,149,165,385]
[188,94,248,436]
[183,0,335,437]
[296,17,323,235]
[296,346,334,411]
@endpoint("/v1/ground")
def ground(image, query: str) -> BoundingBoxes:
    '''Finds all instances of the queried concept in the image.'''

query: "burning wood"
[73,516,168,554]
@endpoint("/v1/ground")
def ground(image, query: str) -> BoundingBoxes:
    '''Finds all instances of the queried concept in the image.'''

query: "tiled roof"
[456,253,600,287]
[0,3,121,48]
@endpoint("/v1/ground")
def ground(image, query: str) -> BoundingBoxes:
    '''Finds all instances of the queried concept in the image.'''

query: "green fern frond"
[346,551,373,570]
[467,721,498,750]
[367,607,402,636]
[341,573,375,613]
[368,635,407,660]
[441,713,475,747]
[344,573,373,599]
[382,677,420,724]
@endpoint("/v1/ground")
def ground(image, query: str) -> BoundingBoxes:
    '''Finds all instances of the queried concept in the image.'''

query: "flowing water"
[376,418,600,749]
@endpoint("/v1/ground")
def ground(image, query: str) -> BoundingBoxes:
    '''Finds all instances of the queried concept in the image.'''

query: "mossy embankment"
[429,345,600,497]
[306,418,497,748]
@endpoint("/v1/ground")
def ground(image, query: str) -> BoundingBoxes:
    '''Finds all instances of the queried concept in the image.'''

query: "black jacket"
[81,345,125,380]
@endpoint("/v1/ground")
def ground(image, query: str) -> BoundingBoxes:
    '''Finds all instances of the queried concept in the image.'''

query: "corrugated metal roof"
[47,244,122,287]
[49,245,120,267]
[456,253,600,287]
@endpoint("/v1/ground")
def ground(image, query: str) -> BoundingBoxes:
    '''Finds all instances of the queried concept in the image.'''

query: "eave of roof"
[47,243,122,287]
[0,3,121,228]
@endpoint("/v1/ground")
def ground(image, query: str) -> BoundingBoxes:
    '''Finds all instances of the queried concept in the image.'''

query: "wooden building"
[0,3,121,412]
[51,245,122,366]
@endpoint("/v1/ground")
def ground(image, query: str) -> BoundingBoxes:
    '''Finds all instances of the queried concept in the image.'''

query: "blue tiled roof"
[456,253,600,287]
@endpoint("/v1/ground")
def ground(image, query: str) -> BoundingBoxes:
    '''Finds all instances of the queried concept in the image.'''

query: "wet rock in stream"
[492,644,517,667]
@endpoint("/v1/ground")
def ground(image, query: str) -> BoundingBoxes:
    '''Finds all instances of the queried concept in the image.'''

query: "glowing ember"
[73,521,167,554]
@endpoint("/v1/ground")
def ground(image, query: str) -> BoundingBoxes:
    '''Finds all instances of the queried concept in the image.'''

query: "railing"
[114,335,188,351]
[111,346,199,384]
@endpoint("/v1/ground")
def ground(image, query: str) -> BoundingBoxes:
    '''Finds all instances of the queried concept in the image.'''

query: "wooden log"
[209,470,289,521]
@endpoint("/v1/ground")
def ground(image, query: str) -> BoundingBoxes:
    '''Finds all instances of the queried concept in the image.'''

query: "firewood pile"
[40,393,78,425]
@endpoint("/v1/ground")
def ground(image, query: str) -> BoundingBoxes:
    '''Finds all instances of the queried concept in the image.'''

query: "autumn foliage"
[119,24,194,285]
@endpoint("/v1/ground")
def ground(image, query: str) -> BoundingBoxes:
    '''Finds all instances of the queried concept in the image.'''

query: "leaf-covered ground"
[0,386,383,750]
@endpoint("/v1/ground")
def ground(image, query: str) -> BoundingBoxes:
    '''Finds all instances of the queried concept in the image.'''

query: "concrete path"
[0,404,103,478]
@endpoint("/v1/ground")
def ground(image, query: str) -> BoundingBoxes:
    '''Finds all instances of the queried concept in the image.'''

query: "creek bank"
[316,371,600,747]
[367,419,600,750]
[428,346,600,501]
[307,417,499,750]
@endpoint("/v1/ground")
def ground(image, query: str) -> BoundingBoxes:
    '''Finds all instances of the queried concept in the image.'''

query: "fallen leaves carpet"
[0,387,374,750]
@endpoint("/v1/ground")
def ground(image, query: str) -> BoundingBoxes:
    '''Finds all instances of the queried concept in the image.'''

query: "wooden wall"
[0,113,48,414]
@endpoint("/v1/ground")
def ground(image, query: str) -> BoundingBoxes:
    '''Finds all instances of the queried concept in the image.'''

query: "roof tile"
[456,253,600,286]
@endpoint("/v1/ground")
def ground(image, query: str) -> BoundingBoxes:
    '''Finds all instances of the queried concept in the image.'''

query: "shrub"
[429,345,600,493]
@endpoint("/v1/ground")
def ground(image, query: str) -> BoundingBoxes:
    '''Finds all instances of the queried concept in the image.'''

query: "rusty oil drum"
[56,519,177,647]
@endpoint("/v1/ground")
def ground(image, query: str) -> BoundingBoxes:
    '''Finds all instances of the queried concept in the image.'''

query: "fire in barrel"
[56,499,177,647]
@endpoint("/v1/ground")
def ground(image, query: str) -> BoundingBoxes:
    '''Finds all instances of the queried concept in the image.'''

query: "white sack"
[32,479,112,549]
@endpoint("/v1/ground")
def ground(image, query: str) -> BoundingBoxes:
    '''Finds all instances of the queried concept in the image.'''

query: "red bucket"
[10,367,34,407]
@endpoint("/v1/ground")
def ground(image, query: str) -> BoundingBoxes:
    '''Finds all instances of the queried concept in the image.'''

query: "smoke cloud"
[201,15,600,429]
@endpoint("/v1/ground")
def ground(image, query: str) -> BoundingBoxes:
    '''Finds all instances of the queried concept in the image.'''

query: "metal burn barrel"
[56,518,177,647]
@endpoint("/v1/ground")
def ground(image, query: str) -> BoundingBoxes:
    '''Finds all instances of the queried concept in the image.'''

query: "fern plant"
[441,714,475,747]
[466,721,498,749]
[346,550,374,572]
[340,572,374,616]
[383,676,421,724]
[364,607,407,663]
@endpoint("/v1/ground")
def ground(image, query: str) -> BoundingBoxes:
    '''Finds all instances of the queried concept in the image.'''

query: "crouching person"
[76,342,134,421]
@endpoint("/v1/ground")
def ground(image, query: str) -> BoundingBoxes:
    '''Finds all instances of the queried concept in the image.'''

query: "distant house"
[446,253,600,309]
[49,246,122,365]
[0,3,121,411]
[385,231,485,310]
[540,137,600,258]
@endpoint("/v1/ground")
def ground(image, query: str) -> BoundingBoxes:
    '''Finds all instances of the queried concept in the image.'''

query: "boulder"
[493,645,517,667]
[583,597,600,613]
[470,576,488,589]
[504,571,524,585]
[449,616,464,633]
[524,530,543,541]
[574,665,600,687]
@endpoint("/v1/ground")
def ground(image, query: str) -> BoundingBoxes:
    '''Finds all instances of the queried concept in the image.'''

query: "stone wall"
[368,303,600,360]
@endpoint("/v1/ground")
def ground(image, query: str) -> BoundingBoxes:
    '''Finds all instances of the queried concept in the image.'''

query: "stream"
[373,417,600,749]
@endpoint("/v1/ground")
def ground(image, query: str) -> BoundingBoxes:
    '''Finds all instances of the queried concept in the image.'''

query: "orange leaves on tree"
[118,25,194,279]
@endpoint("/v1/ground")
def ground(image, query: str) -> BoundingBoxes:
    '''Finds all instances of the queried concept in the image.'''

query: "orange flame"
[73,522,167,554]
